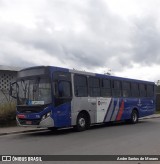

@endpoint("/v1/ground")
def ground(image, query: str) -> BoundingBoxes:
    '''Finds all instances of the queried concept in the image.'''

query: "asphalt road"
[1,118,160,164]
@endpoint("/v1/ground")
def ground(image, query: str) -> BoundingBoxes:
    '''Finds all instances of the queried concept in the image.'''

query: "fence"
[156,94,160,111]
[0,69,18,123]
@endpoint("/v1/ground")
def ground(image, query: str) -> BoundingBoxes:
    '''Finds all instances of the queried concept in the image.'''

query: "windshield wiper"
[31,78,40,100]
[21,79,28,99]
[33,78,40,92]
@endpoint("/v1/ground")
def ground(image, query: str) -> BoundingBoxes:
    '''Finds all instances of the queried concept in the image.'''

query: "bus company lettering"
[98,100,107,106]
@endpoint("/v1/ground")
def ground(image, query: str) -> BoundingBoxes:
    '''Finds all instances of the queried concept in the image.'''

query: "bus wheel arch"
[130,108,139,124]
[75,110,91,132]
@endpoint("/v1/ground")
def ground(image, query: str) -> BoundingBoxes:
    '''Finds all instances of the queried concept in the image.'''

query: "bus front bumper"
[16,116,54,128]
[39,116,54,128]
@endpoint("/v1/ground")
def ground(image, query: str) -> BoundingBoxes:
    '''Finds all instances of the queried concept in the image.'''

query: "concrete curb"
[0,128,47,136]
[140,115,160,120]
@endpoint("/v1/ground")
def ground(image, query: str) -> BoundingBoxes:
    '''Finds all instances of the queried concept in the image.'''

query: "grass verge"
[0,103,16,126]
[155,110,160,114]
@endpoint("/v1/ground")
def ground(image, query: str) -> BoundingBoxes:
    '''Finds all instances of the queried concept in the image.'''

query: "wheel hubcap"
[79,118,85,127]
[133,113,137,122]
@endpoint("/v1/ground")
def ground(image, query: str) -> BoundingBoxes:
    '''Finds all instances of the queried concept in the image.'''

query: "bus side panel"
[71,97,96,126]
[103,98,127,122]
[146,98,156,116]
[104,98,117,122]
[105,98,138,122]
[120,98,139,120]
[70,97,155,125]
[138,98,155,117]
[120,98,155,119]
[53,102,71,127]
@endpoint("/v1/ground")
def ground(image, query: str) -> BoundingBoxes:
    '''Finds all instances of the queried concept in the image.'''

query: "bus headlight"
[47,112,51,117]
[42,112,51,120]
[42,115,46,120]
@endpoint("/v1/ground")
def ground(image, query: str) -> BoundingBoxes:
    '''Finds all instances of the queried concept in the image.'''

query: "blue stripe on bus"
[111,99,120,121]
[104,99,114,122]
[103,98,112,122]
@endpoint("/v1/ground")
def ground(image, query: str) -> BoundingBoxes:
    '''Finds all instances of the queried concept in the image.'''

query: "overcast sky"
[0,0,160,82]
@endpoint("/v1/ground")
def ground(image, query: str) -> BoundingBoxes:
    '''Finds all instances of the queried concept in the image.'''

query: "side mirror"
[9,82,18,99]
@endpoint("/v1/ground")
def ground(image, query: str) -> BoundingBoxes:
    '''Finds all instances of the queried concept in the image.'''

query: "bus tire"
[130,110,138,124]
[75,112,90,132]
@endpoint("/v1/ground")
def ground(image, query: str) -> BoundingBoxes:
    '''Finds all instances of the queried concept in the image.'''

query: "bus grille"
[18,119,41,125]
[17,105,48,113]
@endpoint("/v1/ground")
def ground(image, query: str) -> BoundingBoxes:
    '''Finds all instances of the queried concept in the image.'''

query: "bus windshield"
[17,78,52,105]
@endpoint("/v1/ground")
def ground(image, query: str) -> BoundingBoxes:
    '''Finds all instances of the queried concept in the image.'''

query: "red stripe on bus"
[116,100,124,121]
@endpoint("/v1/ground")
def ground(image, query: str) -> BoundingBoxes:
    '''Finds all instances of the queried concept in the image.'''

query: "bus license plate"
[26,121,32,125]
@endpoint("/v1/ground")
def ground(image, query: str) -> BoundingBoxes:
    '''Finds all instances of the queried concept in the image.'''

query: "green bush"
[0,103,16,121]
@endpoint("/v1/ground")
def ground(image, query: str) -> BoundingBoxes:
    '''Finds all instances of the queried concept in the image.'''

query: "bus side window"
[58,81,72,97]
[112,80,121,97]
[122,81,131,97]
[131,83,139,97]
[101,79,112,97]
[89,77,101,97]
[139,84,147,97]
[74,75,88,97]
[147,84,154,97]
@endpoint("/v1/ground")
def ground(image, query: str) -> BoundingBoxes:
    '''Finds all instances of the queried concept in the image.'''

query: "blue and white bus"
[10,66,156,131]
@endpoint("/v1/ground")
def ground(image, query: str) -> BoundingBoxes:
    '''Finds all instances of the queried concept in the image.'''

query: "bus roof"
[19,65,155,85]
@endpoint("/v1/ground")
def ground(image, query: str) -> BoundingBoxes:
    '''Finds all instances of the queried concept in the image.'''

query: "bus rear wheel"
[75,113,90,132]
[130,110,138,124]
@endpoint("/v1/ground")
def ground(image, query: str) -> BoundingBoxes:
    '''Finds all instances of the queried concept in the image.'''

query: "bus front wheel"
[75,113,90,132]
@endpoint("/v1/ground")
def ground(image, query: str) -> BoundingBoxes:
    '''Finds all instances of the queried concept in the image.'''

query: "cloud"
[0,0,132,71]
[0,0,160,81]
[131,16,160,66]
